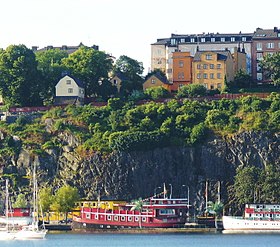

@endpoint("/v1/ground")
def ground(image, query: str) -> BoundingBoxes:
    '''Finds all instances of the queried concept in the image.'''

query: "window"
[267,42,274,49]
[210,64,214,69]
[203,64,208,69]
[256,53,263,60]
[210,84,214,90]
[210,73,214,79]
[66,80,71,85]
[151,79,156,84]
[197,64,201,69]
[179,60,184,67]
[206,54,212,60]
[86,213,90,219]
[180,38,185,43]
[256,43,262,51]
[197,73,201,79]
[68,88,73,93]
[211,38,215,42]
[113,79,118,85]
[217,64,221,69]
[170,38,176,45]
[217,83,222,89]
[257,73,263,81]
[167,68,172,74]
[217,73,221,79]
[203,73,208,79]
[242,37,247,42]
[181,72,184,79]
[190,38,195,43]
[201,38,206,42]
[257,63,261,71]
[231,37,235,42]
[221,37,225,42]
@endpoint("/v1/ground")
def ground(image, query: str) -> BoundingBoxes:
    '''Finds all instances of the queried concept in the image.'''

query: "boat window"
[159,209,175,215]
[107,215,111,221]
[121,216,126,221]
[114,216,118,221]
[135,217,139,222]
[128,217,132,222]
[142,217,146,222]
[86,213,90,219]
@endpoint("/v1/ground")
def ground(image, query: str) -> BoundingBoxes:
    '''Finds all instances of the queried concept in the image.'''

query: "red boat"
[72,196,190,229]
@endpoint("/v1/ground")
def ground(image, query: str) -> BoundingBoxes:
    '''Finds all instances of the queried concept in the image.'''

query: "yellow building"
[143,73,172,92]
[110,72,129,93]
[192,50,234,90]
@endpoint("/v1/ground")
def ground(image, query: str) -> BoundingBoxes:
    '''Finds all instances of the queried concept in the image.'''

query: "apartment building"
[171,51,193,91]
[251,27,280,82]
[151,31,253,82]
[192,50,234,90]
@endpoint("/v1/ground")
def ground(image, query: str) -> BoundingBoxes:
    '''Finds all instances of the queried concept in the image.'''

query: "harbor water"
[1,232,280,247]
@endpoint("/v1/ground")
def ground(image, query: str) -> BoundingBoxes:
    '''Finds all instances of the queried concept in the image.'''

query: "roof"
[113,71,129,81]
[253,27,280,39]
[60,74,84,88]
[193,50,232,62]
[146,73,171,85]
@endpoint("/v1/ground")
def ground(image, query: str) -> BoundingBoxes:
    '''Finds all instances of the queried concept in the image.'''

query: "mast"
[5,179,9,231]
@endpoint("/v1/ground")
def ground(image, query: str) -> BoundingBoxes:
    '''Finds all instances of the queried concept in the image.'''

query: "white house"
[55,74,85,105]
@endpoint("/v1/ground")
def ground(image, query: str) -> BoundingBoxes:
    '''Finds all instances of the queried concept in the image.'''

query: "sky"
[0,0,279,74]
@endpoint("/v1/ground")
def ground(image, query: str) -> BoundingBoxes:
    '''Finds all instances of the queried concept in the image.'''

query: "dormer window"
[221,37,225,42]
[151,79,156,84]
[231,37,235,42]
[201,38,206,42]
[211,38,215,42]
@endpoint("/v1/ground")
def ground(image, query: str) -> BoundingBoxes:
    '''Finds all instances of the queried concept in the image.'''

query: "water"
[1,232,280,247]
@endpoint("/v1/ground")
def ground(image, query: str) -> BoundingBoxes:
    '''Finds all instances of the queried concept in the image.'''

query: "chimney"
[274,27,278,32]
[242,43,245,53]
[31,46,38,51]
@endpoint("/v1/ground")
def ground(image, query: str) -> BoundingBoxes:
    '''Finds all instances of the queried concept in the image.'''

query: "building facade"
[152,32,253,82]
[143,73,172,92]
[171,51,193,91]
[251,27,280,82]
[192,50,234,90]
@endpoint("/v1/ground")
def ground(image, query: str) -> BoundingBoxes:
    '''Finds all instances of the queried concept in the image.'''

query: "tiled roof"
[114,72,129,81]
[146,73,171,85]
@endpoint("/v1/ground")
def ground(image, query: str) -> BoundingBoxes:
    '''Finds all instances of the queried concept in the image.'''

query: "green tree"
[0,45,42,106]
[144,86,170,100]
[51,185,80,221]
[205,109,229,130]
[186,84,207,98]
[114,55,144,95]
[13,193,28,208]
[260,52,280,86]
[39,187,53,214]
[233,69,253,88]
[261,165,280,203]
[230,166,262,208]
[36,49,68,104]
[62,46,114,98]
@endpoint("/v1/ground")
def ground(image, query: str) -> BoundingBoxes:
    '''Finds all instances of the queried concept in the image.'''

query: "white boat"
[223,203,280,232]
[14,163,47,240]
[0,180,16,240]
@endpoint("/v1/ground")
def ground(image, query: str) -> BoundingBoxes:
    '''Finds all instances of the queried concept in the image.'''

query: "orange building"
[171,51,193,91]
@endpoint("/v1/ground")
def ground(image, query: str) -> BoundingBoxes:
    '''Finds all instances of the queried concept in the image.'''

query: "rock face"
[2,131,279,211]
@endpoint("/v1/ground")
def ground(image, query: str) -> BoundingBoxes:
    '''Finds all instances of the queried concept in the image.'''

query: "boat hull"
[14,229,47,240]
[222,216,280,231]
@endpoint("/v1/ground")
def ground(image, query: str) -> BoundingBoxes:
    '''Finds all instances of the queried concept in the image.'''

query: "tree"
[0,45,42,106]
[260,52,280,86]
[62,46,114,98]
[36,49,68,104]
[38,187,53,217]
[13,193,28,208]
[114,55,144,95]
[233,69,253,88]
[144,86,170,100]
[51,185,80,221]
[230,166,262,208]
[261,165,280,203]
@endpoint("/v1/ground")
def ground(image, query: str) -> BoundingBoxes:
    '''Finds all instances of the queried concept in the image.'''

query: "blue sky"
[1,0,279,74]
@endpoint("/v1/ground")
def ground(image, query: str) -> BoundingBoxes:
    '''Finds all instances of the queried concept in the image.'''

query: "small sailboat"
[14,163,47,240]
[0,179,15,240]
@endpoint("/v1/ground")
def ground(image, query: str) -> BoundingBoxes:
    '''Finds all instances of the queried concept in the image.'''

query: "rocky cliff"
[1,130,279,212]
